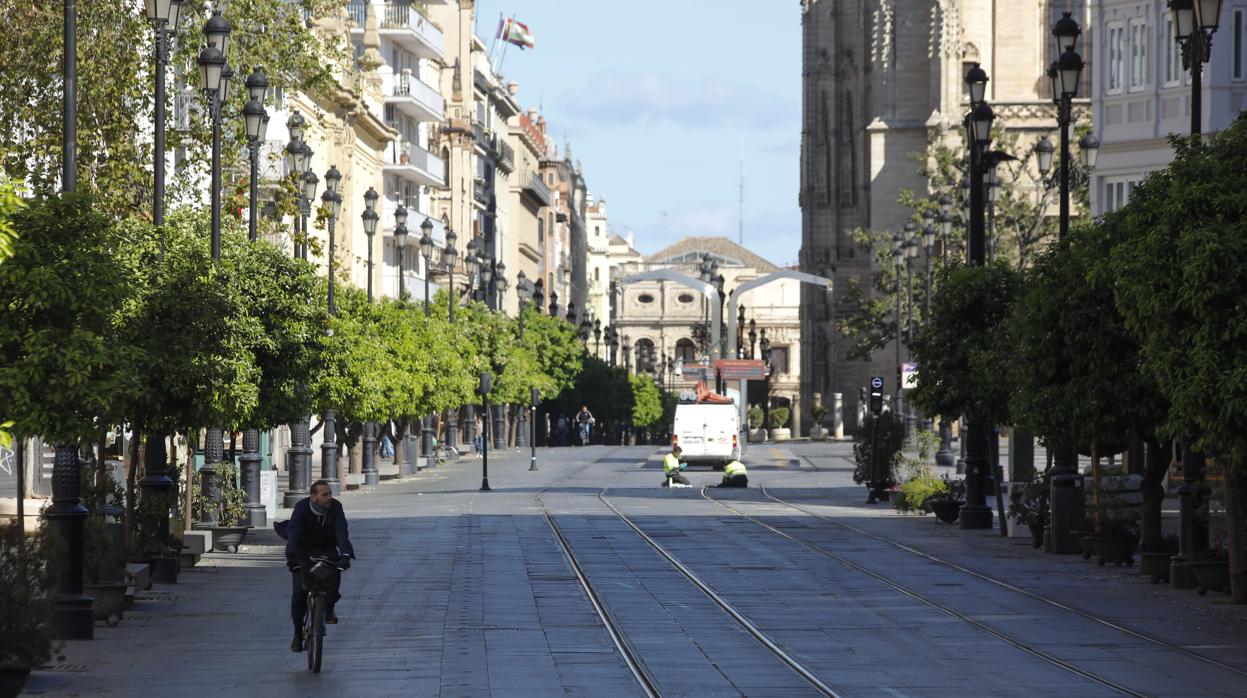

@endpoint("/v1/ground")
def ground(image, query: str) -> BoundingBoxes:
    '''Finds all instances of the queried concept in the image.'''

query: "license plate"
[683,436,702,444]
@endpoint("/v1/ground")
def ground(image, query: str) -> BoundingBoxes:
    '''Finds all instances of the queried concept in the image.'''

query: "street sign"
[869,376,884,415]
[714,359,767,381]
[902,362,919,390]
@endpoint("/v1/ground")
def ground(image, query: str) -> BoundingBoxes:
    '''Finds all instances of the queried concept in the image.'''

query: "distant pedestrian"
[473,414,484,456]
[661,446,690,487]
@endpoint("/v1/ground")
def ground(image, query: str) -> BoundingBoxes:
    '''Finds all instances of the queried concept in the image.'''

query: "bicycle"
[299,555,348,673]
[578,421,592,446]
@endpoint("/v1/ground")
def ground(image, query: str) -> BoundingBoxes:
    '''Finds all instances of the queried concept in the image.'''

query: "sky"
[474,0,803,267]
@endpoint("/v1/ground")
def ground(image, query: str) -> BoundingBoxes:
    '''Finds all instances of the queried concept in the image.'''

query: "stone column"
[283,417,312,507]
[240,429,265,527]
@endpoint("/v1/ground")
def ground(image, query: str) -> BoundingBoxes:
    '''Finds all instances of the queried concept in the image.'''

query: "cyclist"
[285,480,355,652]
[576,405,595,445]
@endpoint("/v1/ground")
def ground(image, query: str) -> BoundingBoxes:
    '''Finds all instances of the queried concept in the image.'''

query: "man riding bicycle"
[285,480,355,652]
[575,405,595,445]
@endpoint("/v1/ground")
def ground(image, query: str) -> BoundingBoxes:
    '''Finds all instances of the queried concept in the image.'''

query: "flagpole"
[496,15,516,74]
[487,12,503,65]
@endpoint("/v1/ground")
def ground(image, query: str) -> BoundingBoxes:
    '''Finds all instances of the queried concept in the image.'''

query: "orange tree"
[1111,117,1247,603]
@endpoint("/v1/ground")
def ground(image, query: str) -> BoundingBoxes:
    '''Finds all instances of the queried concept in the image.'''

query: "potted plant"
[852,410,904,502]
[129,465,181,585]
[898,474,945,515]
[1008,470,1050,549]
[193,462,250,553]
[1086,487,1139,567]
[926,476,966,524]
[0,522,62,696]
[81,467,127,627]
[1189,543,1231,596]
[810,403,829,442]
[747,405,766,443]
[769,407,791,442]
[1140,533,1179,585]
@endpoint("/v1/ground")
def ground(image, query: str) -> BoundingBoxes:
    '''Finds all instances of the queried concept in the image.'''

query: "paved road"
[23,442,1247,697]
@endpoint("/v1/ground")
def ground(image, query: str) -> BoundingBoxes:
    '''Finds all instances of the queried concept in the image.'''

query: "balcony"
[496,138,515,174]
[384,142,444,187]
[522,171,552,207]
[473,177,489,205]
[346,0,367,28]
[383,69,444,123]
[378,2,443,59]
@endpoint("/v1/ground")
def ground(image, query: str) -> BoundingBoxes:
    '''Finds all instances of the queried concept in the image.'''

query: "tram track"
[534,449,839,698]
[755,484,1247,682]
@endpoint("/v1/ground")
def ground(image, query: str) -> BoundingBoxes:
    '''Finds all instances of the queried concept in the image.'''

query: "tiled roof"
[644,236,780,272]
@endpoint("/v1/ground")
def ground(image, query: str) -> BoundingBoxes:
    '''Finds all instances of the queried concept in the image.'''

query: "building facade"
[1090,0,1247,216]
[614,238,802,431]
[799,0,1089,432]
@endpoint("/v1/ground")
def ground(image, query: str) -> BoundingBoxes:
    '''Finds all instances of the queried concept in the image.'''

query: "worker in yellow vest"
[662,445,691,487]
[717,460,748,488]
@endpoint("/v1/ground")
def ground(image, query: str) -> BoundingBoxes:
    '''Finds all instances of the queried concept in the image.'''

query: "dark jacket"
[284,498,355,564]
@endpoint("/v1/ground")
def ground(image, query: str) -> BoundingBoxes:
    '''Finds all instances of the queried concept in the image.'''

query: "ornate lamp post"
[1170,0,1222,591]
[1170,0,1223,140]
[548,290,559,318]
[748,319,757,360]
[417,218,436,468]
[318,166,343,495]
[760,331,772,439]
[283,123,316,508]
[955,59,998,530]
[622,335,632,373]
[443,225,459,450]
[146,0,183,257]
[359,188,380,486]
[516,273,532,449]
[239,65,269,528]
[194,12,232,522]
[1039,12,1088,546]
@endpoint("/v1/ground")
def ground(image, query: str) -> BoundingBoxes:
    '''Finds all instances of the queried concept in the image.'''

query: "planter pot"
[0,665,31,698]
[889,491,910,513]
[748,428,767,443]
[1088,536,1137,567]
[144,555,180,584]
[84,581,128,627]
[1190,561,1231,596]
[1139,552,1174,584]
[809,426,828,442]
[1028,524,1046,549]
[929,500,963,524]
[771,427,791,442]
[1072,530,1097,560]
[206,525,249,554]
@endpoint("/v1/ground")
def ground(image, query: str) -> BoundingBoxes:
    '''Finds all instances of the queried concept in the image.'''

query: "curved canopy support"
[727,271,833,357]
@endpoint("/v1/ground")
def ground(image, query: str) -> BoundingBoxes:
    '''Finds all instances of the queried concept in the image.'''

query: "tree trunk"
[1139,438,1170,552]
[1224,461,1247,604]
[125,427,141,547]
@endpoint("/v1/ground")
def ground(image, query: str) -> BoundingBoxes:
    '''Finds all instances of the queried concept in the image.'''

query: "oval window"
[677,293,695,304]
[637,293,655,304]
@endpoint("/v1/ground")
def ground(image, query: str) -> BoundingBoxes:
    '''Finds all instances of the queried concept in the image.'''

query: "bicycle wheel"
[306,593,323,673]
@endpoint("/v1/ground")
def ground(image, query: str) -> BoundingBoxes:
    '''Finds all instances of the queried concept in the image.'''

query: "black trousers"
[291,568,341,630]
[718,475,748,488]
[661,472,691,486]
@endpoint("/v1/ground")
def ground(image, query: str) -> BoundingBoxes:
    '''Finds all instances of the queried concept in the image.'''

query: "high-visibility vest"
[723,461,747,479]
[664,453,682,475]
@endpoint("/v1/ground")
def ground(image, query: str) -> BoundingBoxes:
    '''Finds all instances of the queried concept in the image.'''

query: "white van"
[672,402,740,467]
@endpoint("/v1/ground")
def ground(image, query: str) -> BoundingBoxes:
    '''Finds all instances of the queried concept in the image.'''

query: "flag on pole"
[495,14,507,39]
[503,19,535,49]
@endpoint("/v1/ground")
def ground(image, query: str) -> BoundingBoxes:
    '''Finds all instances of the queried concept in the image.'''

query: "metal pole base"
[480,478,491,491]
[244,504,267,528]
[529,457,537,472]
[1046,479,1085,554]
[362,421,379,486]
[958,504,993,529]
[51,596,95,640]
[935,421,956,467]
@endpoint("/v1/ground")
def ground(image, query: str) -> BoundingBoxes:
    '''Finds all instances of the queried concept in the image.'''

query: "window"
[769,347,789,375]
[1103,177,1141,213]
[675,339,697,363]
[1235,9,1245,81]
[1163,16,1181,86]
[1129,20,1148,89]
[1107,24,1124,93]
[537,217,544,243]
[677,293,695,303]
[637,293,655,304]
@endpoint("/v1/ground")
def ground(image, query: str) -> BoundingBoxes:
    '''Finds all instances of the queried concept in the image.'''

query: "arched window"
[675,338,697,363]
[634,338,656,373]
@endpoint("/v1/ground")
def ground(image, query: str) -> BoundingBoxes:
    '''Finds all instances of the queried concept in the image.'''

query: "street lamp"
[360,187,380,487]
[419,218,435,316]
[622,335,632,373]
[760,331,772,438]
[748,319,757,360]
[147,0,183,257]
[283,120,316,509]
[548,290,559,318]
[1079,133,1100,169]
[593,318,602,357]
[444,226,458,322]
[316,168,343,495]
[1168,0,1222,583]
[393,206,408,300]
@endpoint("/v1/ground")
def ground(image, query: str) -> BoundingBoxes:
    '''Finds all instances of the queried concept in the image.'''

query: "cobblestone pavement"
[22,442,1247,697]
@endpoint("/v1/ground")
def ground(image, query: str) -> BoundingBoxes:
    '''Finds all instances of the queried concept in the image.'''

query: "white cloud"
[555,70,796,130]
